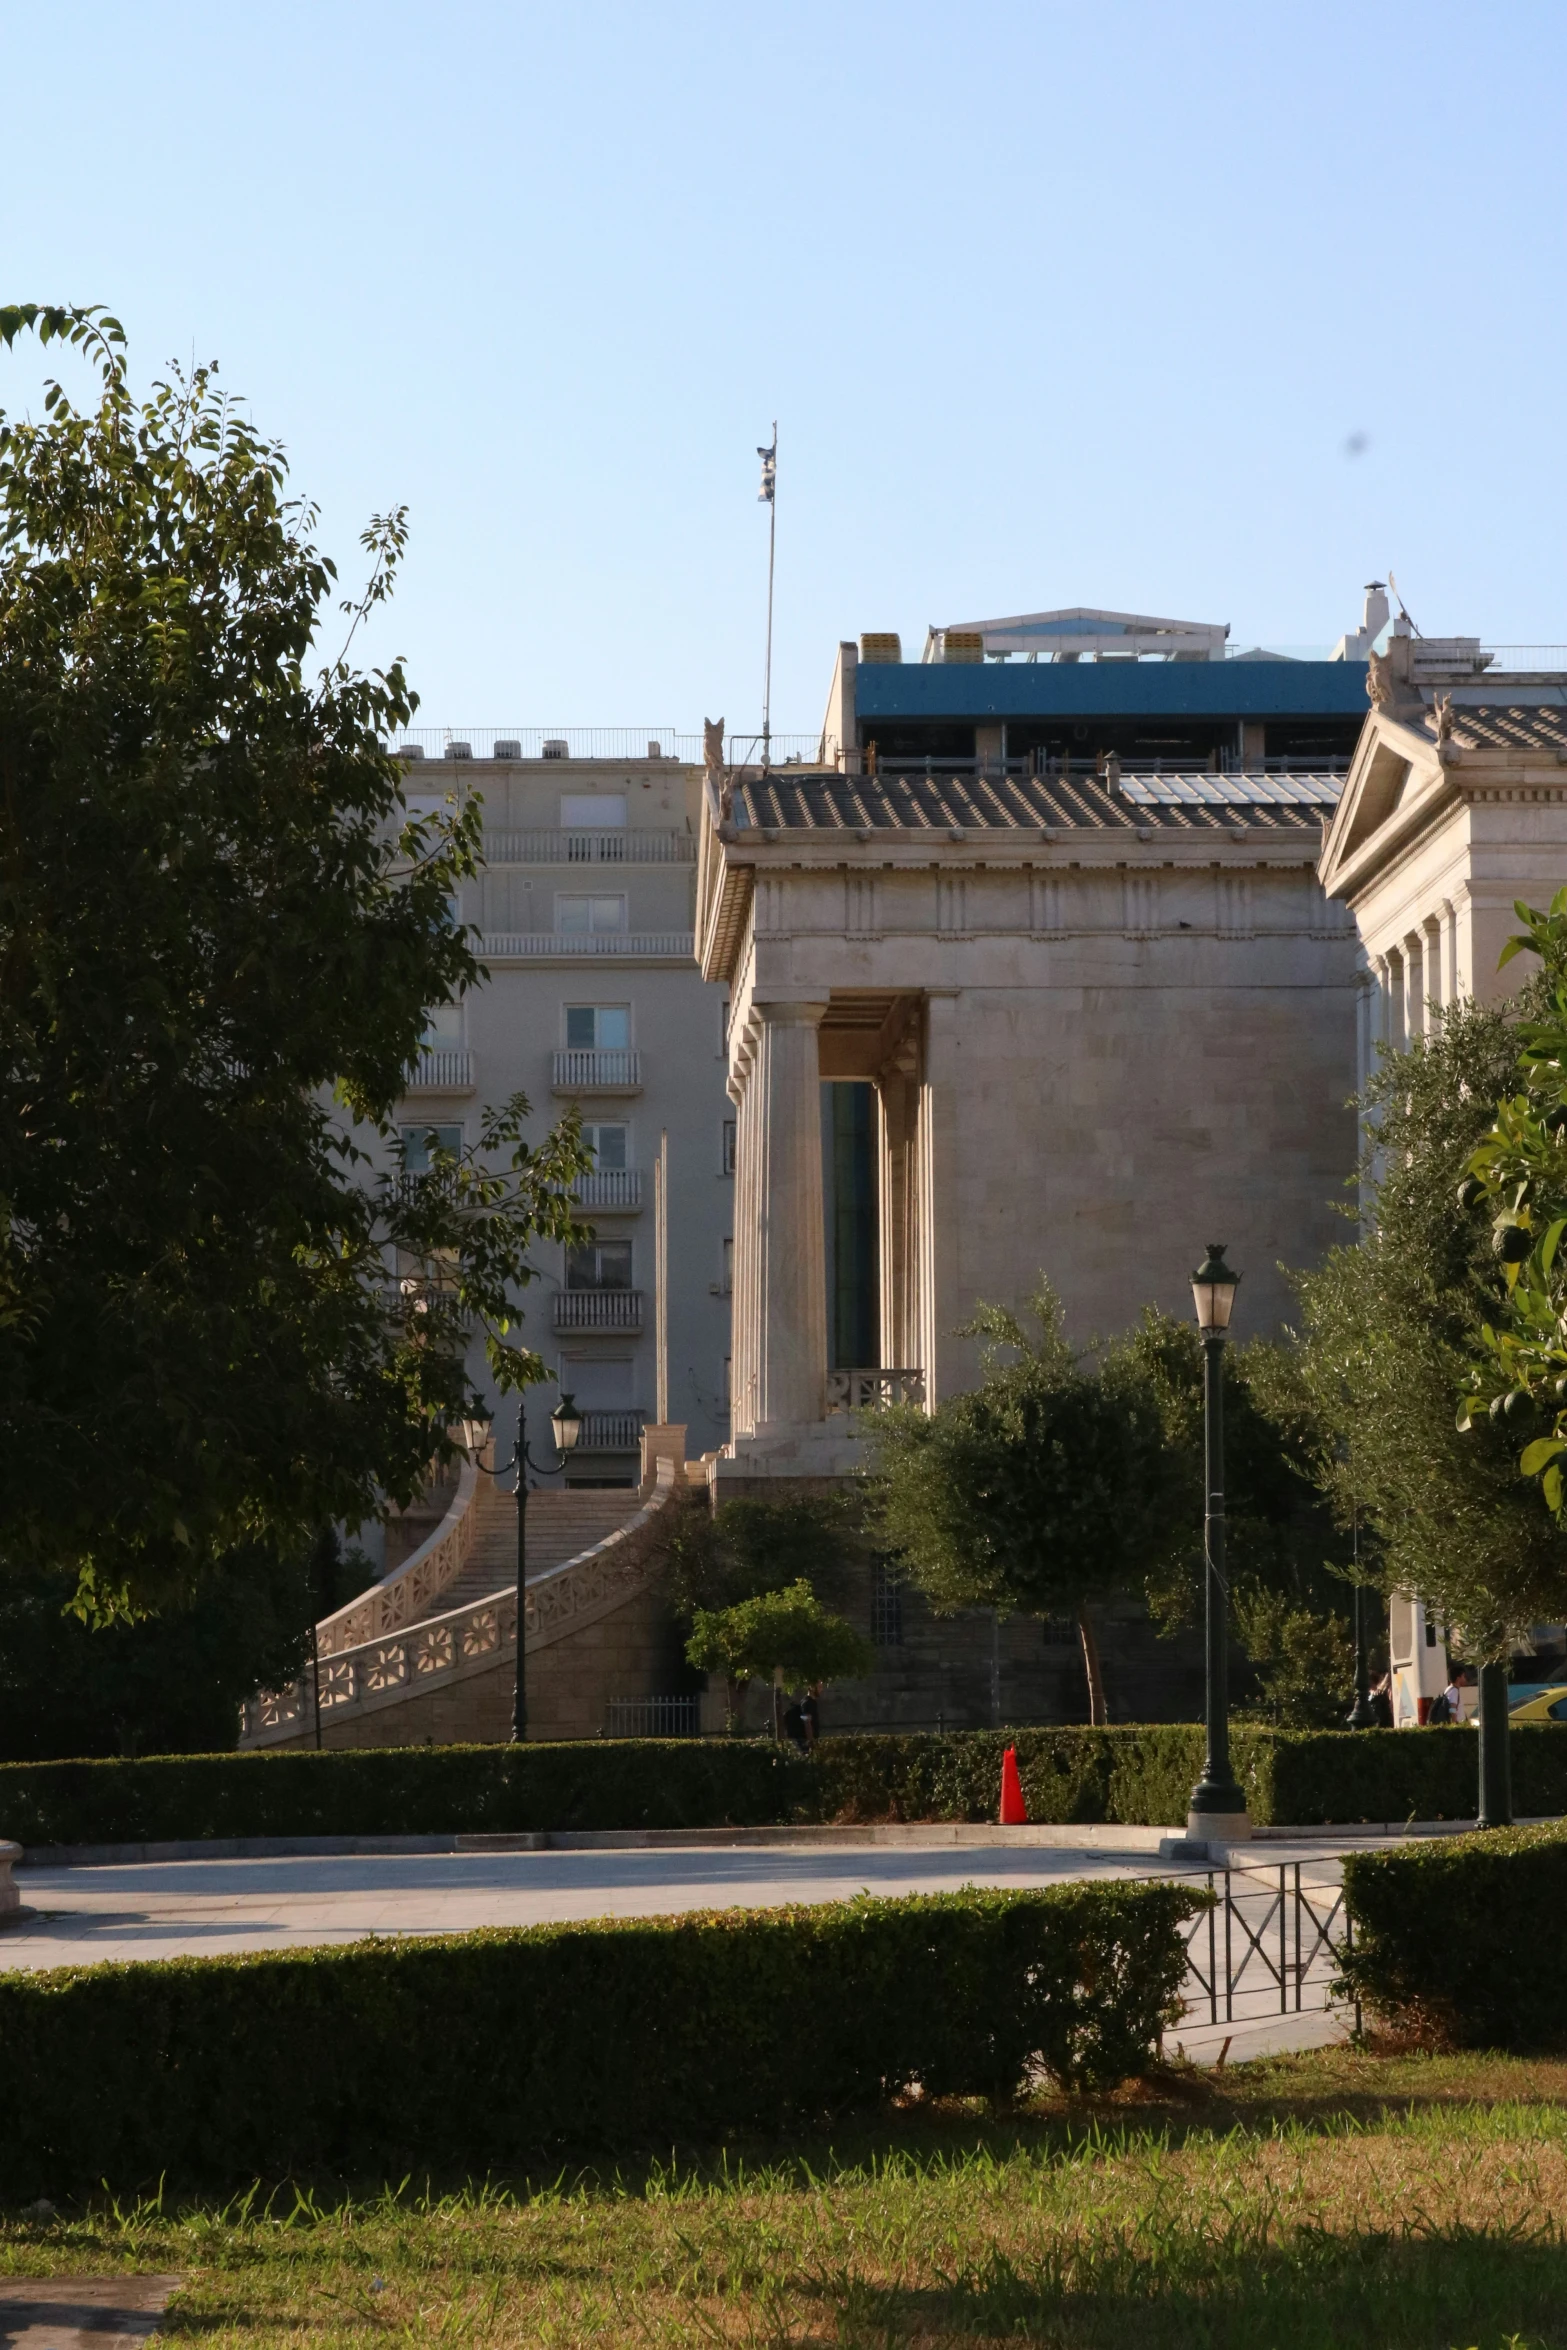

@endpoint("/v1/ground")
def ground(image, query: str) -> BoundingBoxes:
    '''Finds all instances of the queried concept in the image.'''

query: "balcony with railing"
[405,1048,475,1092]
[552,1049,642,1094]
[575,1409,645,1453]
[484,932,694,962]
[574,1169,642,1212]
[826,1368,926,1412]
[483,829,694,866]
[554,1288,644,1332]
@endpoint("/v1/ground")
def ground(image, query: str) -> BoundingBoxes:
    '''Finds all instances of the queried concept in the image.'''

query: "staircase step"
[399,1484,650,1624]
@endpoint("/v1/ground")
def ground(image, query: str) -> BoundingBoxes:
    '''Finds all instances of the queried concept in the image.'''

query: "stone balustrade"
[826,1367,926,1412]
[239,1459,680,1748]
[314,1459,479,1660]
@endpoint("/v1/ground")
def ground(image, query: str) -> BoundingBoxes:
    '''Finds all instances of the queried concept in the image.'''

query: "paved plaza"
[2,1835,1362,2064]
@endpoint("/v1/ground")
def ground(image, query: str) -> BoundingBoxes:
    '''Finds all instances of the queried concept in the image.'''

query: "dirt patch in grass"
[4,2047,1567,2346]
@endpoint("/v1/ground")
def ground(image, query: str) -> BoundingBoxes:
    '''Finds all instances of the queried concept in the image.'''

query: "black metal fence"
[1178,1860,1359,2034]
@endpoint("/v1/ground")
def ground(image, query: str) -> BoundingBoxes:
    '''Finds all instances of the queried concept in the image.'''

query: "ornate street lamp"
[465,1393,582,1740]
[1186,1245,1252,1845]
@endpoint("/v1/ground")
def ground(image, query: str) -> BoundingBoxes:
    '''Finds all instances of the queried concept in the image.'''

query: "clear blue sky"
[3,0,1564,738]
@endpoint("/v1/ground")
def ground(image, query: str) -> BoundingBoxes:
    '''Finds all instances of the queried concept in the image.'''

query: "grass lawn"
[4,2045,1567,2346]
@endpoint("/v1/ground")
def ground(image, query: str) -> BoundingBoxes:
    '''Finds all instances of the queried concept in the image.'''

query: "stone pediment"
[1318,708,1445,900]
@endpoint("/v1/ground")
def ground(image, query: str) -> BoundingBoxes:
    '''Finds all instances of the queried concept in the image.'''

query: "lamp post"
[466,1392,582,1742]
[1186,1244,1251,1844]
[1345,1478,1376,1730]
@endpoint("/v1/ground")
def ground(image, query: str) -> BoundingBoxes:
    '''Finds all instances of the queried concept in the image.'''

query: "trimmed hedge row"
[1341,1822,1567,2049]
[0,1881,1203,2195]
[4,1724,1565,1849]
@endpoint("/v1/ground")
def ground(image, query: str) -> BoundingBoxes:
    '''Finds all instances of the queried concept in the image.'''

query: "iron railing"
[1177,1861,1357,2034]
[603,1695,702,1738]
[576,1410,645,1453]
[551,1049,642,1091]
[483,829,694,865]
[553,1289,643,1332]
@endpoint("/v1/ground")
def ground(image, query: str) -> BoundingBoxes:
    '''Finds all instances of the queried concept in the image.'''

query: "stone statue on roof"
[704,716,733,821]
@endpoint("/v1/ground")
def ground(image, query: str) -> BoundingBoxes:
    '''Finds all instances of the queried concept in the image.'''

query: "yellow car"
[1507,1685,1567,1724]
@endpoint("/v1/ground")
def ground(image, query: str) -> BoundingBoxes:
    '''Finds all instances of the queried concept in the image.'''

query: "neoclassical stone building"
[699,640,1366,1492]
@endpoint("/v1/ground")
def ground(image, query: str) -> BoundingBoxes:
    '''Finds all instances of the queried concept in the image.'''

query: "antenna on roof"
[1387,571,1423,638]
[757,424,777,771]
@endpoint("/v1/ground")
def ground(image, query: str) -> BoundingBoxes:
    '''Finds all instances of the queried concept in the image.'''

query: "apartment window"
[719,995,730,1053]
[566,1241,633,1291]
[582,1122,630,1172]
[871,1562,904,1648]
[556,894,627,935]
[420,999,463,1049]
[716,1237,733,1294]
[565,1005,631,1050]
[399,1122,462,1173]
[560,794,627,828]
[722,1119,736,1175]
[719,1355,731,1417]
[561,1355,636,1408]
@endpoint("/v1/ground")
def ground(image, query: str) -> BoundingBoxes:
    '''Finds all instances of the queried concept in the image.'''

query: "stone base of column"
[710,1421,873,1491]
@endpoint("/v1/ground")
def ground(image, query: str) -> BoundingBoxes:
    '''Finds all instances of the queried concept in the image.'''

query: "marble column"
[1402,931,1425,1043]
[749,999,829,1430]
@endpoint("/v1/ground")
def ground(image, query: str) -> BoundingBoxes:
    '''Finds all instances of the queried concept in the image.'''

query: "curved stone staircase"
[240,1433,691,1750]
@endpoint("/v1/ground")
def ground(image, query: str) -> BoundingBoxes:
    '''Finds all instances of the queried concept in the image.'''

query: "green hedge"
[1341,1822,1567,2049]
[0,1881,1202,2195]
[4,1724,1565,1850]
[0,1739,808,1847]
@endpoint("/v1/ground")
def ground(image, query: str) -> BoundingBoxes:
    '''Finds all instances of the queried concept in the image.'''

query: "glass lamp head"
[551,1392,583,1453]
[1191,1243,1240,1335]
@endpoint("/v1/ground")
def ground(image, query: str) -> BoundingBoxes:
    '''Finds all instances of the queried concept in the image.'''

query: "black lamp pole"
[1346,1493,1376,1730]
[1187,1245,1249,1836]
[470,1392,582,1745]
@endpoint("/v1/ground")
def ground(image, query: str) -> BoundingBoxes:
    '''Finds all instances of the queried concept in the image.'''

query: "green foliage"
[685,1579,875,1687]
[1230,1588,1353,1730]
[13,1725,1566,1849]
[654,1492,865,1619]
[0,306,590,1618]
[869,1282,1184,1632]
[1340,1819,1567,2048]
[1285,989,1567,1660]
[0,1530,369,1760]
[1113,1312,1360,1718]
[1462,893,1567,1535]
[0,1880,1203,2193]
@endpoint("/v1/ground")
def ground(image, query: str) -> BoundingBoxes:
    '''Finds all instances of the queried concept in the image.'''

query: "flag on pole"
[757,436,776,504]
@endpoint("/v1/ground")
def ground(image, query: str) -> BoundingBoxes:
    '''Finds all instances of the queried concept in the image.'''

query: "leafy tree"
[1287,987,1567,1663]
[0,1530,370,1760]
[0,305,589,1622]
[654,1492,864,1621]
[1461,893,1567,1543]
[685,1580,874,1726]
[869,1284,1186,1722]
[1117,1313,1357,1727]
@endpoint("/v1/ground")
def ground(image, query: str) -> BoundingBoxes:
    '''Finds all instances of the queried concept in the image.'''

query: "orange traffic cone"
[999,1743,1028,1825]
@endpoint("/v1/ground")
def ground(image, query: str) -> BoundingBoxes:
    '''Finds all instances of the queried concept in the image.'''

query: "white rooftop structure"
[921,606,1230,664]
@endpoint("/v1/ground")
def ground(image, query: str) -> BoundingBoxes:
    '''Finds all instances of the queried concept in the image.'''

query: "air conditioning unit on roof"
[493,738,521,760]
[446,739,473,759]
[398,743,425,760]
[543,739,569,759]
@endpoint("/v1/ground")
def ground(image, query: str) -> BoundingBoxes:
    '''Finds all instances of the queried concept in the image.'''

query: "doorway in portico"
[822,1081,879,1371]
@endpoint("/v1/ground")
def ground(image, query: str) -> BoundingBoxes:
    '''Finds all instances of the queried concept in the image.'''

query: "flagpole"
[761,421,777,771]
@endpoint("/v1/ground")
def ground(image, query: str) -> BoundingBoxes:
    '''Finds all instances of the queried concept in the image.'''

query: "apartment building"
[395,735,734,1485]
